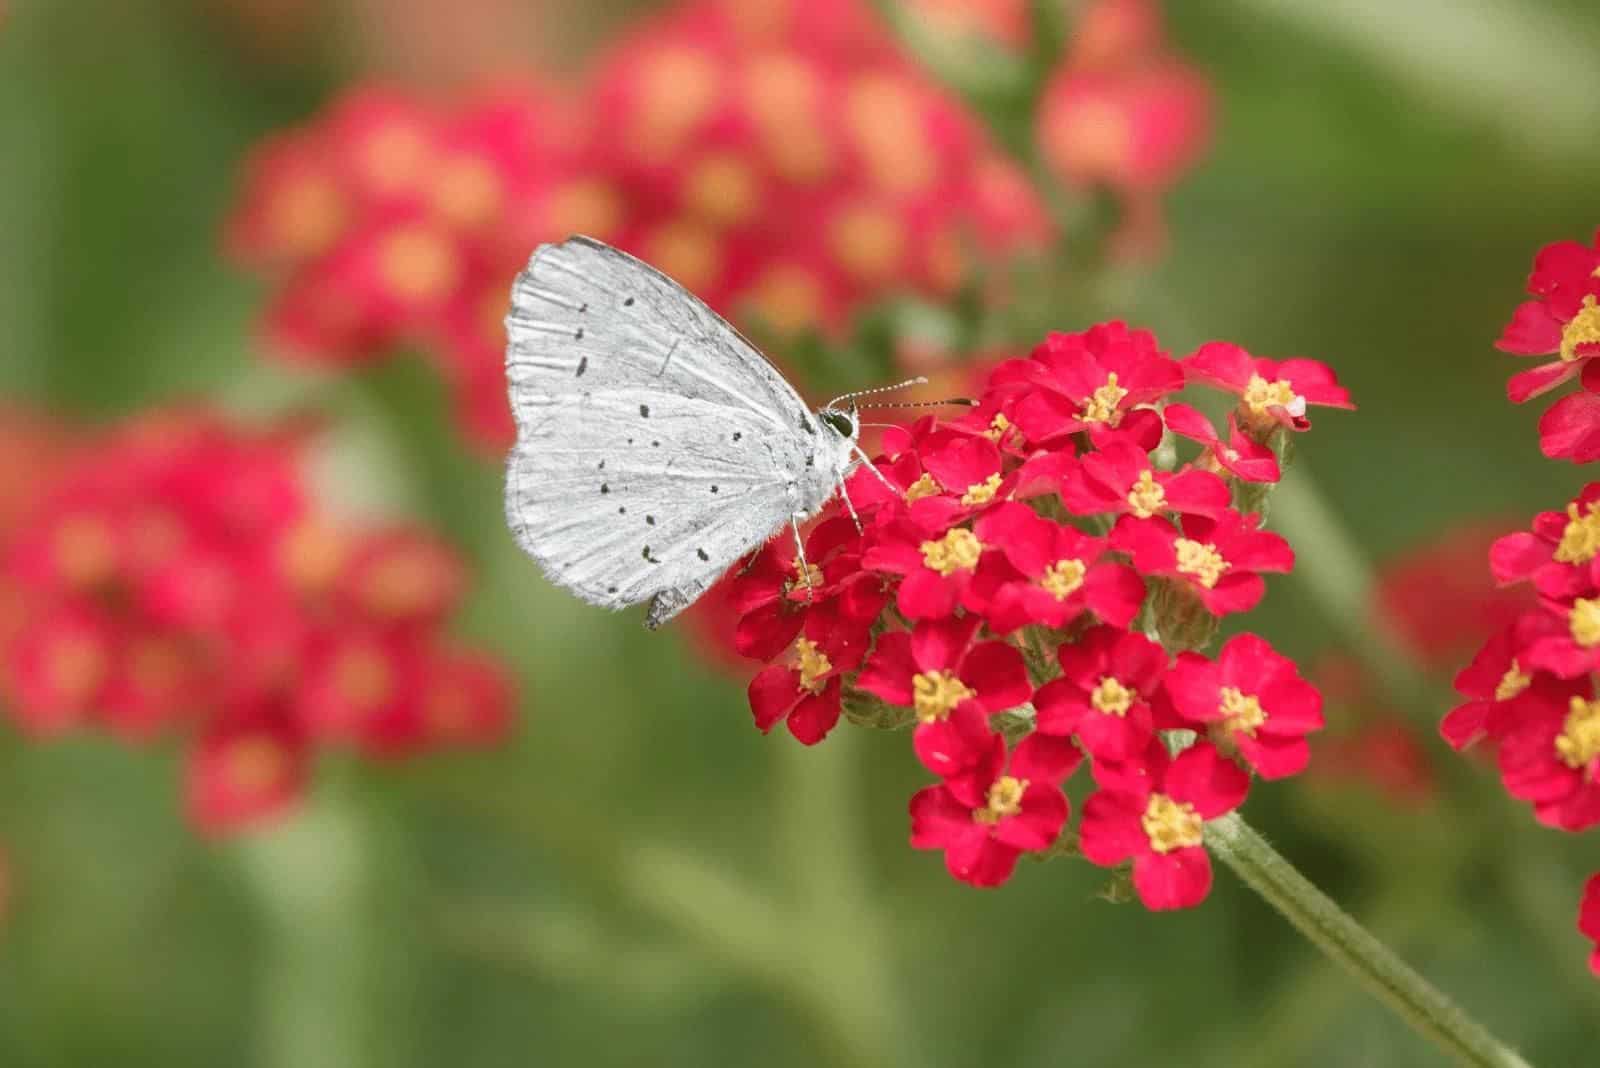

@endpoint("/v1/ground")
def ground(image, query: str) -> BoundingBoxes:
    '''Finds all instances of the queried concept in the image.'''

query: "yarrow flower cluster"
[224,0,1212,453]
[726,321,1349,906]
[1445,226,1600,974]
[0,408,512,836]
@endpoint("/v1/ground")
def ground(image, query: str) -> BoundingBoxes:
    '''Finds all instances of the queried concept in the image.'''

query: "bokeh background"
[2,1,1600,1065]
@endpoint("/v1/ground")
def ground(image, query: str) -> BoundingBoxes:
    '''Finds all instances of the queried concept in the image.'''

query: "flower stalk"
[1206,813,1534,1068]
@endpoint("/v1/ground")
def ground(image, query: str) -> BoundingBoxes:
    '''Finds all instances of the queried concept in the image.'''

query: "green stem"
[1207,813,1534,1068]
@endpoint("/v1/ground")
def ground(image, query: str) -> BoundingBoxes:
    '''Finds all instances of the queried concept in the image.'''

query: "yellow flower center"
[1560,295,1600,363]
[1569,597,1600,647]
[1554,500,1600,564]
[1090,675,1135,716]
[794,637,832,695]
[790,558,823,593]
[912,670,975,723]
[904,472,941,502]
[1080,372,1128,424]
[961,473,1003,507]
[983,413,1012,443]
[1142,793,1204,853]
[1175,538,1230,589]
[1242,374,1301,414]
[920,528,983,576]
[1556,695,1600,769]
[1126,469,1167,518]
[1039,558,1087,600]
[1219,686,1267,736]
[973,775,1028,824]
[1494,660,1531,702]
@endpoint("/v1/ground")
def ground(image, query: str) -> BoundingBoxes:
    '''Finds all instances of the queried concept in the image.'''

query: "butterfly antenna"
[825,376,928,411]
[857,397,977,410]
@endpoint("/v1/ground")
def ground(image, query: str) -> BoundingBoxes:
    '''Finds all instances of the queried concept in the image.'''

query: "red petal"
[1078,791,1149,865]
[1184,341,1255,392]
[748,666,799,733]
[1540,391,1600,463]
[855,632,916,705]
[912,702,993,779]
[1236,734,1310,780]
[1161,402,1219,444]
[961,640,1032,711]
[1132,847,1213,910]
[911,615,982,673]
[1163,469,1231,517]
[944,834,1022,887]
[1161,651,1221,723]
[994,785,1068,850]
[909,785,974,848]
[1495,300,1564,355]
[1031,677,1087,736]
[1075,700,1154,761]
[1082,562,1147,628]
[786,681,842,746]
[1010,731,1084,786]
[1508,361,1579,403]
[1164,742,1250,817]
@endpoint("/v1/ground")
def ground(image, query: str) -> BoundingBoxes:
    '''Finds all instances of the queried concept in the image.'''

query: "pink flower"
[1079,741,1251,910]
[910,729,1082,887]
[856,615,1033,723]
[746,603,871,746]
[1057,438,1231,519]
[1493,677,1600,831]
[1003,322,1184,449]
[863,511,989,621]
[965,502,1146,632]
[1032,624,1167,760]
[1491,482,1600,599]
[1162,634,1324,779]
[1498,231,1600,403]
[1113,510,1294,617]
[1182,341,1353,433]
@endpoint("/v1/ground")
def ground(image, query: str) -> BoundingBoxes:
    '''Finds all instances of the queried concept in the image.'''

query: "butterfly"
[503,236,907,628]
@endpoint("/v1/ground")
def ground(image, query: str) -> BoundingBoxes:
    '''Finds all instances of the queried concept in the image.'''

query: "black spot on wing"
[576,356,587,377]
[646,515,656,526]
[697,548,709,561]
[624,297,635,307]
[600,483,609,495]
[639,404,650,418]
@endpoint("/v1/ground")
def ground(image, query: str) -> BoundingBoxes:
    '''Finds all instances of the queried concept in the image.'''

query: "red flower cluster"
[225,82,595,448]
[727,322,1348,906]
[1446,226,1600,975]
[1034,0,1212,254]
[0,409,512,836]
[226,0,1214,453]
[1497,228,1600,462]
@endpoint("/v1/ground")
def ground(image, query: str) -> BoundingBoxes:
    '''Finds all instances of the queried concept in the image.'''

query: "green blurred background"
[2,1,1599,1065]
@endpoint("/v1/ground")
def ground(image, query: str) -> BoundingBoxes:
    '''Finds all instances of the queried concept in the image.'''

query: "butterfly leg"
[850,443,898,494]
[790,513,816,603]
[836,478,864,533]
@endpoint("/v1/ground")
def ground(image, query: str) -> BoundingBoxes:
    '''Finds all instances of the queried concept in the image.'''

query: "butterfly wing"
[505,236,814,432]
[505,389,801,624]
[504,237,828,625]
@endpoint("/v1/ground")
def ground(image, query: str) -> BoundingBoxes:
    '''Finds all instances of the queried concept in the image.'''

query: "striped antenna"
[824,376,928,411]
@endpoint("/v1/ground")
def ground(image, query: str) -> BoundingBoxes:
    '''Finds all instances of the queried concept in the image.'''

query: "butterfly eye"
[820,409,855,437]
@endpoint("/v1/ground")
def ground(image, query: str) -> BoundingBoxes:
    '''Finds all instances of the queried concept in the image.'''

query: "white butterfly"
[503,237,897,629]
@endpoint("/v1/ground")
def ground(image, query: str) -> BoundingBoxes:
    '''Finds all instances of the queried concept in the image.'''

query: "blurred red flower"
[0,409,513,836]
